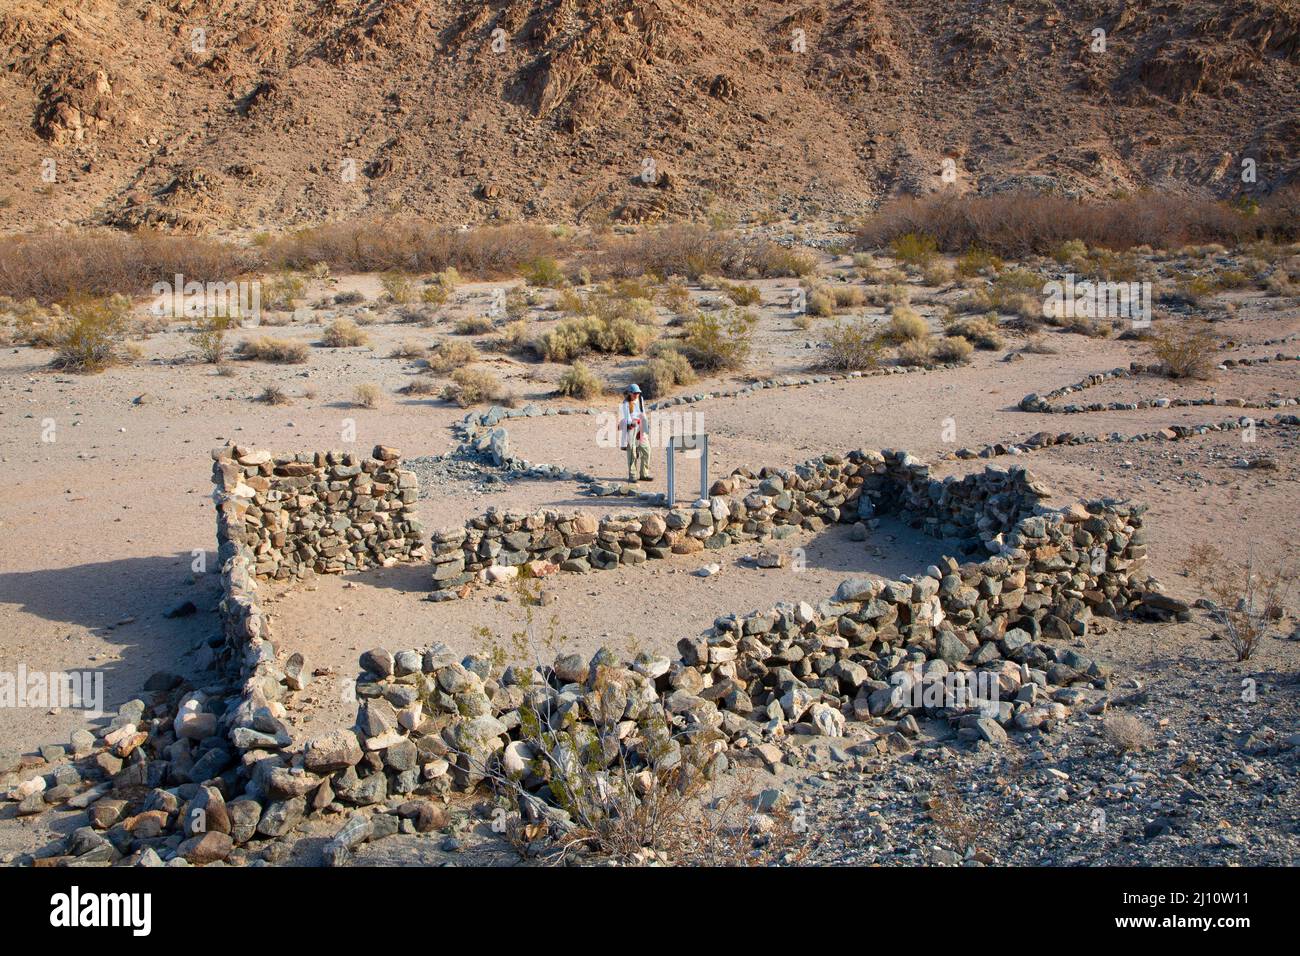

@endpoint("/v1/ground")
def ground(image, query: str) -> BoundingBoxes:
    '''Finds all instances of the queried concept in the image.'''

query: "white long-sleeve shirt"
[619,399,647,449]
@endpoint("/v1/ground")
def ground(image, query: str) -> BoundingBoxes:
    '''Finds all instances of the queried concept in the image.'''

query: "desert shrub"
[808,287,836,317]
[856,189,1300,257]
[191,312,237,364]
[887,306,928,342]
[932,335,974,363]
[264,272,306,310]
[1065,317,1112,338]
[1149,324,1215,379]
[389,338,427,359]
[47,294,132,372]
[523,256,566,288]
[832,286,866,308]
[556,362,605,399]
[334,290,366,306]
[321,317,369,348]
[948,314,1003,349]
[921,260,955,286]
[495,320,533,354]
[895,338,933,366]
[865,284,911,307]
[256,384,291,405]
[721,281,762,306]
[1021,334,1057,354]
[1052,239,1088,263]
[269,220,558,276]
[751,242,818,277]
[555,287,591,316]
[633,349,697,397]
[533,314,653,362]
[1182,542,1295,662]
[660,277,693,315]
[454,316,495,335]
[0,229,256,304]
[442,366,506,407]
[682,308,754,371]
[380,270,417,304]
[352,383,382,408]
[608,277,657,301]
[889,232,938,267]
[819,320,884,371]
[957,245,1004,277]
[427,339,480,372]
[399,376,440,396]
[1102,714,1153,753]
[235,335,309,364]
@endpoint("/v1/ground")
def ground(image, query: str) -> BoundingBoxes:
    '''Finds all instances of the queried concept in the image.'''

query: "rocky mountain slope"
[1,0,1297,233]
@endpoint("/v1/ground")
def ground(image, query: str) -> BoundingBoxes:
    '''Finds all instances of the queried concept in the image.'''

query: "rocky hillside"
[1,0,1297,233]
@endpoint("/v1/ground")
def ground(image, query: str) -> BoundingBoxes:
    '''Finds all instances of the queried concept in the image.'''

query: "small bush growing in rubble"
[1149,323,1215,380]
[819,319,884,371]
[556,362,604,399]
[236,335,309,364]
[321,317,369,348]
[389,338,427,359]
[255,384,291,405]
[683,307,754,371]
[957,245,1004,277]
[442,366,507,407]
[1102,713,1154,753]
[1182,543,1295,661]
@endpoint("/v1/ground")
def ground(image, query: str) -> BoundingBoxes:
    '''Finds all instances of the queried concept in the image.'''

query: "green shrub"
[633,349,697,397]
[454,315,495,335]
[428,339,480,372]
[721,281,762,306]
[683,307,754,371]
[191,312,237,364]
[523,256,566,288]
[887,306,928,342]
[948,313,1003,349]
[557,362,605,399]
[48,295,132,372]
[819,320,884,371]
[381,270,417,304]
[889,232,938,267]
[263,272,305,310]
[896,338,933,366]
[957,245,1003,277]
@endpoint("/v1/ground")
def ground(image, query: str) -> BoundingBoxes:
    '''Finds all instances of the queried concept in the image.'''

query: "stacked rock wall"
[213,444,425,581]
[430,450,1050,597]
[328,486,1157,837]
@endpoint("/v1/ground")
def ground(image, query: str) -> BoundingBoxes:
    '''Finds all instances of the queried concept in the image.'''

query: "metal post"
[666,442,675,505]
[699,433,709,500]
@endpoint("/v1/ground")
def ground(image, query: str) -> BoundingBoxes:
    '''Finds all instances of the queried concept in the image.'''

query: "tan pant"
[626,440,650,480]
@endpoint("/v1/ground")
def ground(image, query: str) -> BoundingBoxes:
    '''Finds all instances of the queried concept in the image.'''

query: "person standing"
[619,384,652,482]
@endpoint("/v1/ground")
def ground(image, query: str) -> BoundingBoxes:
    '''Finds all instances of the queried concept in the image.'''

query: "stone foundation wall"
[314,484,1158,849]
[429,450,1050,597]
[213,444,425,581]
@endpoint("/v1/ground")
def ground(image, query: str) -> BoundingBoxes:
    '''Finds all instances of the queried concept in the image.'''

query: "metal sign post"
[666,433,708,506]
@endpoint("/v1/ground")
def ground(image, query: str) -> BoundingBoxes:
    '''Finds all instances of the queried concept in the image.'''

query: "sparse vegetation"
[556,362,605,399]
[235,335,310,364]
[887,306,928,342]
[1183,543,1295,662]
[442,366,507,407]
[819,319,884,371]
[47,294,133,373]
[682,307,755,371]
[352,383,382,408]
[1149,323,1215,379]
[633,348,697,397]
[321,317,370,348]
